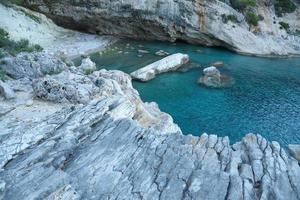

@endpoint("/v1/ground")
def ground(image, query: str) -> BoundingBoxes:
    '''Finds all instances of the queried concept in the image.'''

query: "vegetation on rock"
[221,14,238,23]
[0,28,43,56]
[230,0,256,10]
[245,12,263,26]
[279,21,290,32]
[274,0,296,17]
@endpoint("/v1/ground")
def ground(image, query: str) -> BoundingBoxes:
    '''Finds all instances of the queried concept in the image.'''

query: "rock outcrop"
[130,53,189,81]
[0,52,67,79]
[1,52,300,200]
[198,66,233,88]
[78,57,96,73]
[23,0,300,56]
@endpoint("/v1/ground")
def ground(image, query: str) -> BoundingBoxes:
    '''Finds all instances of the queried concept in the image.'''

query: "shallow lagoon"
[86,40,300,145]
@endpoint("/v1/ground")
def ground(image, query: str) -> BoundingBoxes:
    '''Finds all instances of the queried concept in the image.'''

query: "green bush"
[279,21,290,31]
[0,0,24,5]
[0,28,43,56]
[230,0,256,10]
[0,69,6,81]
[246,12,261,26]
[0,28,10,48]
[274,0,296,17]
[221,14,238,23]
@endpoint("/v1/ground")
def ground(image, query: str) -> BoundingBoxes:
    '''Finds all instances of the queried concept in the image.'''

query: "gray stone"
[78,57,96,73]
[0,52,67,79]
[0,80,15,99]
[289,144,300,162]
[198,66,234,88]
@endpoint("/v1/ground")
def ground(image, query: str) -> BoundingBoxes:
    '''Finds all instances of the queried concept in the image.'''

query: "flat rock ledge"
[130,53,189,82]
[1,54,300,200]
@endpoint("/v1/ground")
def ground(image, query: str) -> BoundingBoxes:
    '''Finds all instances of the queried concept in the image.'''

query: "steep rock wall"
[23,0,300,56]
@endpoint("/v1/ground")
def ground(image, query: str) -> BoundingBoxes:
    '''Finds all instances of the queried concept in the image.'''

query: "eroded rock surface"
[0,52,67,79]
[130,53,189,81]
[1,54,300,200]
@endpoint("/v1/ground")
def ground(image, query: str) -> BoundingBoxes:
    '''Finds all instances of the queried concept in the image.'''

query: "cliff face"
[24,0,300,56]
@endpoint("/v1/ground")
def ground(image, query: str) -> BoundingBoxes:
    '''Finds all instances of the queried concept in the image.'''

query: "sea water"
[83,40,300,145]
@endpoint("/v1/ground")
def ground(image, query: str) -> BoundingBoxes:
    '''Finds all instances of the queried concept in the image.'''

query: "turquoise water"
[87,40,300,145]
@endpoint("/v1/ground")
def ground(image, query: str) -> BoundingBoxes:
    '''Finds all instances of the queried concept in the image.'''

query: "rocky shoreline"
[1,51,300,200]
[1,2,300,200]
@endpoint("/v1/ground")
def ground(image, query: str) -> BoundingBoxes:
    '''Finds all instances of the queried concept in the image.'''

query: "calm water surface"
[84,40,300,145]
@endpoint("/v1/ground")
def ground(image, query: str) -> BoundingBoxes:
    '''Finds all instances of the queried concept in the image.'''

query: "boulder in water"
[130,53,189,82]
[198,66,233,88]
[211,61,224,67]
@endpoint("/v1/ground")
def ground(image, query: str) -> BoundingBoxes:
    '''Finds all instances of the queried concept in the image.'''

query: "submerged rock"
[198,66,233,88]
[130,53,189,81]
[155,50,169,56]
[211,61,224,67]
[138,49,149,54]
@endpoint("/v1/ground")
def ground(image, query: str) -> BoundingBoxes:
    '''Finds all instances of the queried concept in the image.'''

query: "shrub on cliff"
[230,0,256,10]
[221,14,238,23]
[246,12,262,26]
[274,0,296,17]
[279,21,290,32]
[0,28,43,56]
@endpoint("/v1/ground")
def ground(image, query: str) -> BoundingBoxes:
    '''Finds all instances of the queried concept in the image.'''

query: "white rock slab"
[130,53,189,82]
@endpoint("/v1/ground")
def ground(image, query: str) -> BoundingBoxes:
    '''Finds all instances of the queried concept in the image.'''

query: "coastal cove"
[81,40,300,146]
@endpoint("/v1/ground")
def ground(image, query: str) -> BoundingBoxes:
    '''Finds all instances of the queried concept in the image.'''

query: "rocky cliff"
[23,0,300,56]
[1,52,300,200]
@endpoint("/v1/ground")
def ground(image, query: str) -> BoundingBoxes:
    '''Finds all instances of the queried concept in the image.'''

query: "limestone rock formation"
[1,53,300,200]
[130,53,189,81]
[23,0,300,56]
[0,52,67,79]
[198,66,234,88]
[78,57,96,73]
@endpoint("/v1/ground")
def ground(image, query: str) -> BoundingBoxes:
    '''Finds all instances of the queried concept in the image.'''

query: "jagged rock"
[0,53,67,79]
[32,71,98,104]
[78,57,96,73]
[198,66,234,88]
[1,98,300,200]
[130,53,189,81]
[289,144,300,162]
[24,0,300,56]
[0,80,15,99]
[1,53,300,200]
